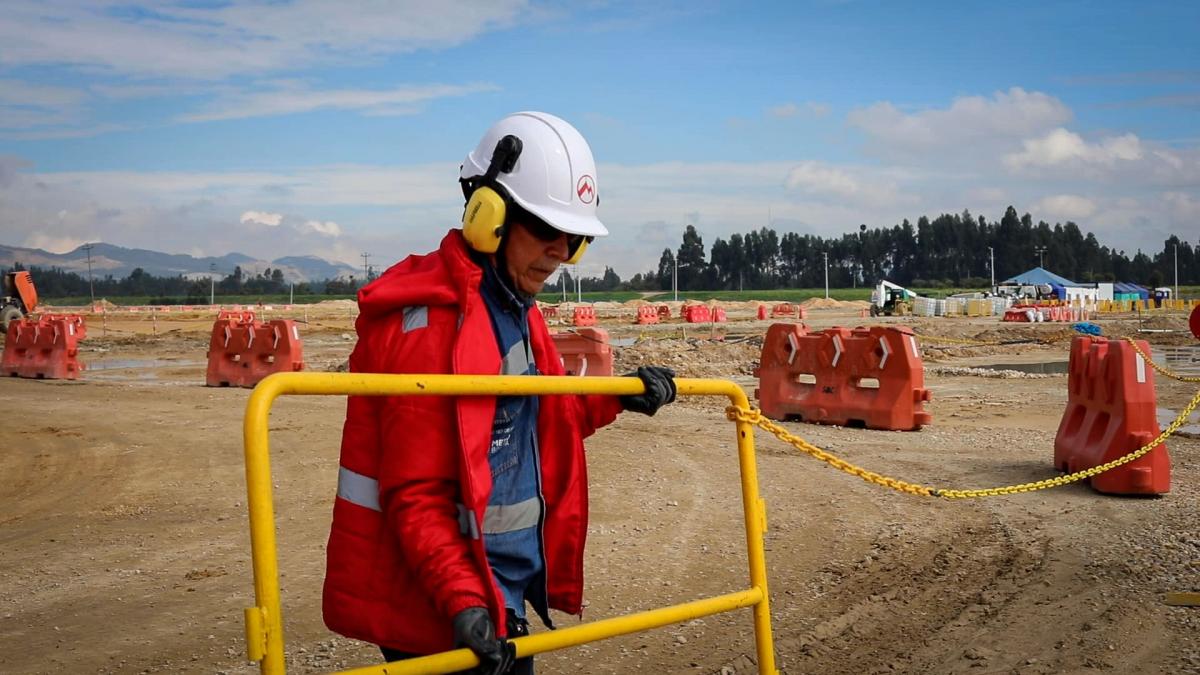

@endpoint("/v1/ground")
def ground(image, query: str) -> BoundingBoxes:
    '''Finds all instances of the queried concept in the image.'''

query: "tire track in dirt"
[763,507,1034,674]
[0,425,118,541]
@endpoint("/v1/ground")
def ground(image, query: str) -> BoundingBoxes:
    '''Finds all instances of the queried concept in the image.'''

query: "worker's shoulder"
[358,249,469,318]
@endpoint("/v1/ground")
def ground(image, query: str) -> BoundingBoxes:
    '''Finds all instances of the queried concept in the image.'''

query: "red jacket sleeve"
[573,394,624,438]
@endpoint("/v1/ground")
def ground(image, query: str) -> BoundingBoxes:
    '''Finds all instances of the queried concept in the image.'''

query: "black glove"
[452,607,515,675]
[620,366,677,416]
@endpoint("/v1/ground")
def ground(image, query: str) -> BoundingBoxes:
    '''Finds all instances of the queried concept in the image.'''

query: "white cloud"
[849,87,1071,156]
[240,210,283,227]
[0,1,530,80]
[180,82,499,123]
[0,78,85,107]
[766,101,830,118]
[21,232,88,254]
[1163,191,1200,220]
[767,103,799,118]
[785,162,860,198]
[0,78,89,131]
[784,161,916,209]
[1032,194,1097,220]
[1004,129,1143,169]
[302,220,342,237]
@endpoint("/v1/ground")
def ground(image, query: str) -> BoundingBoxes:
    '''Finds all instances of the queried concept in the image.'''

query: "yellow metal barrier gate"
[242,372,778,674]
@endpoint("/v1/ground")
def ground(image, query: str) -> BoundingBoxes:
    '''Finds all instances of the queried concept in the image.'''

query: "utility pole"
[823,251,829,300]
[289,282,294,305]
[561,269,567,302]
[988,246,995,290]
[361,252,371,285]
[673,253,679,302]
[575,265,582,303]
[1174,242,1179,300]
[1035,246,1047,269]
[82,243,95,308]
[210,263,216,306]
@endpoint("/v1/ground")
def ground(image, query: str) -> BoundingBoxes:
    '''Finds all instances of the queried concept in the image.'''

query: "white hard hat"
[460,111,608,238]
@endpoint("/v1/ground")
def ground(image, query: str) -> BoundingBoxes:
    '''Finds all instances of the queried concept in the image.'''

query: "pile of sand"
[614,336,761,379]
[800,298,870,309]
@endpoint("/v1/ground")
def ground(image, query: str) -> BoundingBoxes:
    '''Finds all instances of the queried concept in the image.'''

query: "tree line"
[587,205,1194,291]
[7,206,1197,299]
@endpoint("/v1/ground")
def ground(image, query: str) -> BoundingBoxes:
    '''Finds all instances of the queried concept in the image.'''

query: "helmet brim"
[507,191,608,238]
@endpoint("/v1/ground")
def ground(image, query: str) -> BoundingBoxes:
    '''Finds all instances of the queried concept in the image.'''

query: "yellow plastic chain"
[726,387,1200,499]
[1123,337,1200,384]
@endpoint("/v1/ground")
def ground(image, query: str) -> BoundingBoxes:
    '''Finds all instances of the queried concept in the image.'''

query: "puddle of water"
[87,358,204,371]
[1159,346,1200,376]
[610,337,638,347]
[975,361,1069,375]
[1158,407,1200,436]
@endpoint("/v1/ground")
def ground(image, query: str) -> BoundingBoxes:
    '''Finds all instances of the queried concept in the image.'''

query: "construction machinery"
[869,280,917,317]
[2,271,38,333]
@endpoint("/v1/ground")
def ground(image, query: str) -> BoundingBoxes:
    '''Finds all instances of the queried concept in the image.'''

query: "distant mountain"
[0,242,359,282]
[273,255,364,282]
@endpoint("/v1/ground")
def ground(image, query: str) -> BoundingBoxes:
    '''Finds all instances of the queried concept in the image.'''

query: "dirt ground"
[2,301,1199,674]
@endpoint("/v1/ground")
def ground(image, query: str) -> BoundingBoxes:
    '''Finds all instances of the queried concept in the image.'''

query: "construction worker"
[323,111,677,674]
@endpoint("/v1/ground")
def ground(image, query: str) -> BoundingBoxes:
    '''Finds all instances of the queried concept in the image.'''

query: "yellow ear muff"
[462,186,507,254]
[565,236,590,265]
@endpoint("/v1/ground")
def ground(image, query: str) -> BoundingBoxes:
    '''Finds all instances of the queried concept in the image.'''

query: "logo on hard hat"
[576,175,595,204]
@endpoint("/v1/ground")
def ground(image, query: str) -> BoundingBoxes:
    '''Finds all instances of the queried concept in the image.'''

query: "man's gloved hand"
[620,366,677,416]
[452,607,516,675]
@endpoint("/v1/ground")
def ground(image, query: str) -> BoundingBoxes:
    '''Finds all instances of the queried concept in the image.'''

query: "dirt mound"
[801,298,870,309]
[614,336,761,378]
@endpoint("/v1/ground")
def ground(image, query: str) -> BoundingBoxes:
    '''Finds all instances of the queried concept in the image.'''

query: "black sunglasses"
[516,216,586,250]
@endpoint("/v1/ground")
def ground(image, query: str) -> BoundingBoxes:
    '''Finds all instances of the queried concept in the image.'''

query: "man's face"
[502,218,575,296]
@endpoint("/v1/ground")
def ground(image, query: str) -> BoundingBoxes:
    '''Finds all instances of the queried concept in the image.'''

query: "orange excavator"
[2,271,38,333]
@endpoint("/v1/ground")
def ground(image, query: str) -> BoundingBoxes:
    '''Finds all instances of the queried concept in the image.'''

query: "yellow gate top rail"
[242,372,778,675]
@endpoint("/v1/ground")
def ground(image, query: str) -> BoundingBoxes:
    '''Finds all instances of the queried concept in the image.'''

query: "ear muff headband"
[462,135,522,254]
[565,236,591,265]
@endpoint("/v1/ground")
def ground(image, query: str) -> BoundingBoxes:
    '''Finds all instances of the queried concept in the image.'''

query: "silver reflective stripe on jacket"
[455,498,541,537]
[337,466,380,512]
[500,339,531,375]
[481,497,541,534]
[402,306,428,332]
[456,504,480,539]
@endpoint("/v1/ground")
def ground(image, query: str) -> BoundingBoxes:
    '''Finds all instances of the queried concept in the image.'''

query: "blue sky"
[1,0,1197,279]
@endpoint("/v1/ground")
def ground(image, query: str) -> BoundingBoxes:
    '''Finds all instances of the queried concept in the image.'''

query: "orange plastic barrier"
[1053,337,1170,495]
[757,305,768,320]
[754,324,932,431]
[218,309,256,323]
[657,305,671,320]
[1,315,87,380]
[771,303,795,318]
[551,327,613,377]
[206,317,305,388]
[713,307,727,323]
[683,305,711,323]
[541,305,558,318]
[572,306,597,327]
[634,305,659,325]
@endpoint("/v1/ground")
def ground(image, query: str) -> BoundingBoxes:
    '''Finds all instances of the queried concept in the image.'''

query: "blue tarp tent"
[1000,266,1078,287]
[1113,282,1149,300]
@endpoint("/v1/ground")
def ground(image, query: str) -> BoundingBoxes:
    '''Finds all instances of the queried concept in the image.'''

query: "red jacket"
[322,229,623,653]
